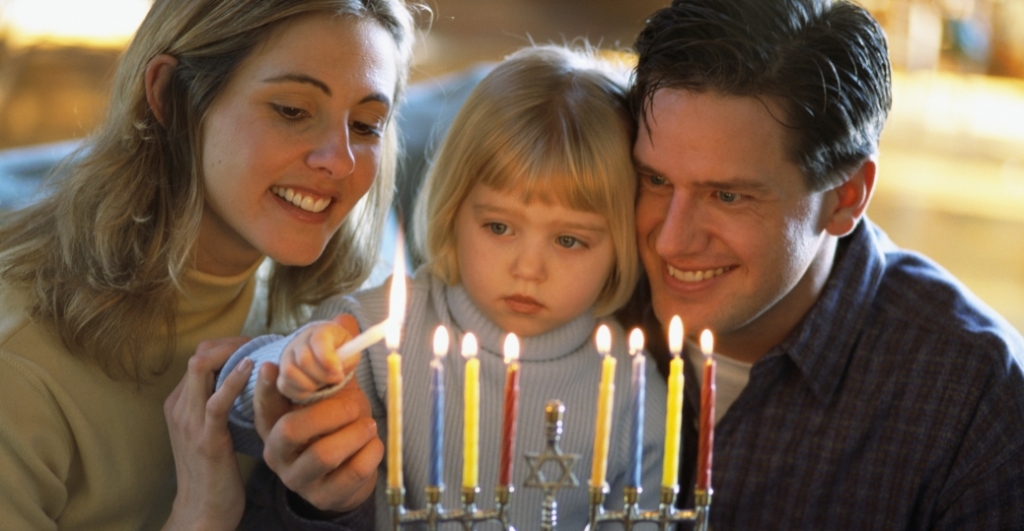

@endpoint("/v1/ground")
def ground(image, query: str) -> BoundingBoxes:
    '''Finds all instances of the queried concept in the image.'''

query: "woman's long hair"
[0,0,415,383]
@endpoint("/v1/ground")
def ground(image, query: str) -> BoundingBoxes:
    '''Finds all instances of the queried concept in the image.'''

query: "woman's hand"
[162,337,253,531]
[254,314,384,513]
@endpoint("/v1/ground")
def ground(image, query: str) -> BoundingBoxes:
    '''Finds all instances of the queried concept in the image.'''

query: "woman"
[0,0,415,529]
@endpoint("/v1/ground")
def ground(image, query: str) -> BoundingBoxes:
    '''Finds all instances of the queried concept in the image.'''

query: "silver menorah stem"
[524,400,580,531]
[694,489,713,531]
[387,487,406,530]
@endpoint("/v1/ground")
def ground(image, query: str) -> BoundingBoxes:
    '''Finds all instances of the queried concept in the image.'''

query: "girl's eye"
[273,105,309,120]
[717,191,741,203]
[352,120,383,138]
[486,222,508,235]
[556,235,582,249]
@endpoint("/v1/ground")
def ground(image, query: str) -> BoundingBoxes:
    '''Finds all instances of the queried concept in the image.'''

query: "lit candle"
[625,328,646,489]
[590,324,616,489]
[461,333,480,490]
[428,326,448,487]
[697,329,717,492]
[661,316,684,489]
[384,243,407,491]
[498,333,521,487]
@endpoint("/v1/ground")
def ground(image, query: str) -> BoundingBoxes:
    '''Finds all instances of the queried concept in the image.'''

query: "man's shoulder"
[872,246,1023,360]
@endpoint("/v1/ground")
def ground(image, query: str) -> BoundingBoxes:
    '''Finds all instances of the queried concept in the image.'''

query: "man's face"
[634,89,838,361]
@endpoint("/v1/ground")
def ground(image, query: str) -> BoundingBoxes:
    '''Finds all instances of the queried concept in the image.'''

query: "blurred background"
[0,0,1021,333]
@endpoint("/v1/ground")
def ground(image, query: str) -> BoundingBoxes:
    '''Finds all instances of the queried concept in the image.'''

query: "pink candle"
[697,330,716,491]
[498,334,520,487]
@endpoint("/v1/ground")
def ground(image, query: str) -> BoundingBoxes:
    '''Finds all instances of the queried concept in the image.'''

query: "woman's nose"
[307,128,356,178]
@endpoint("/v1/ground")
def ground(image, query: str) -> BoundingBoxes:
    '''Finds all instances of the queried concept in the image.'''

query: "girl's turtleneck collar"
[441,280,596,363]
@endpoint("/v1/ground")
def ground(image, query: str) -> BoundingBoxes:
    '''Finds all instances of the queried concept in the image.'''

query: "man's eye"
[647,174,668,186]
[486,222,508,235]
[556,235,581,248]
[717,191,741,203]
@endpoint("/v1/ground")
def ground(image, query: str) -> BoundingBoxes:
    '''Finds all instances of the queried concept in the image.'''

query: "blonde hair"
[0,0,415,383]
[414,45,639,317]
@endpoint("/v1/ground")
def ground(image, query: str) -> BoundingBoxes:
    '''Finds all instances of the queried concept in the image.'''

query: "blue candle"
[626,328,646,489]
[429,326,449,487]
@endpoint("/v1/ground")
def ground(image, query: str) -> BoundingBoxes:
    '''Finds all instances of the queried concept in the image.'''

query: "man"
[617,0,1024,529]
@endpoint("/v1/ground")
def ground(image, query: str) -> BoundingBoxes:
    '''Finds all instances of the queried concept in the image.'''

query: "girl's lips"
[504,295,543,314]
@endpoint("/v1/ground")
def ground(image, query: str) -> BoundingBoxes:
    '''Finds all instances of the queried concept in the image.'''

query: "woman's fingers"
[207,357,252,421]
[254,362,292,443]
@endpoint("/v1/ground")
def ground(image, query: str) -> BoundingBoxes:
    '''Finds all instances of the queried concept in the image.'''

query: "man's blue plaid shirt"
[624,219,1024,530]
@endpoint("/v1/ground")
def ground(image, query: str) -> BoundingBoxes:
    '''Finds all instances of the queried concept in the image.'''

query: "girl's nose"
[510,241,547,282]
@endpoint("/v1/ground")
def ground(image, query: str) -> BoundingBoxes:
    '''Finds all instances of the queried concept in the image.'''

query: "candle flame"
[461,332,479,359]
[669,316,683,357]
[596,324,611,355]
[385,231,407,350]
[629,328,645,356]
[700,329,714,356]
[504,333,520,364]
[433,326,449,358]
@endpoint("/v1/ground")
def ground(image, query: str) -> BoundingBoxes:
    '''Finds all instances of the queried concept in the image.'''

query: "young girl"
[221,45,667,530]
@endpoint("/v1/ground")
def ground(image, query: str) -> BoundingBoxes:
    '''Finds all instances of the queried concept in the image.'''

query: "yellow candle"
[462,333,480,489]
[386,351,403,489]
[590,324,616,489]
[383,233,408,491]
[662,316,685,488]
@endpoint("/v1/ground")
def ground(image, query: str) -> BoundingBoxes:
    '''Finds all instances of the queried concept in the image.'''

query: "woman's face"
[197,14,400,275]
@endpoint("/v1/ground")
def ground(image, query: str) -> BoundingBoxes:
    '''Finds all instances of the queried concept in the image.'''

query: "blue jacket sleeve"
[216,327,305,457]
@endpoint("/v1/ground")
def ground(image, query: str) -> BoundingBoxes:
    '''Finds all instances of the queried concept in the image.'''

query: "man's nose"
[655,192,707,258]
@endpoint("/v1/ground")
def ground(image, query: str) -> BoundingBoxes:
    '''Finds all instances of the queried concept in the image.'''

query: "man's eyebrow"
[635,161,660,176]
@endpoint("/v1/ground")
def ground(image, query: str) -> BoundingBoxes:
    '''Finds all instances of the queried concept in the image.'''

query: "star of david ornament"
[523,400,580,531]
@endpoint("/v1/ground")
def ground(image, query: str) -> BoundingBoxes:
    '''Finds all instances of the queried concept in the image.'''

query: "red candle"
[697,329,716,491]
[498,333,521,487]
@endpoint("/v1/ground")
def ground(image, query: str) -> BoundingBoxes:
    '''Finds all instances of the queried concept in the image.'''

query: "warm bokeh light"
[461,332,478,360]
[0,0,151,48]
[432,326,449,359]
[503,333,519,364]
[669,316,683,357]
[595,324,611,355]
[628,328,645,356]
[385,231,407,350]
[700,329,714,356]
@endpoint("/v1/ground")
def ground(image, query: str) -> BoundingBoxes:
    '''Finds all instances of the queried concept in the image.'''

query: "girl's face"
[454,182,617,338]
[197,14,399,275]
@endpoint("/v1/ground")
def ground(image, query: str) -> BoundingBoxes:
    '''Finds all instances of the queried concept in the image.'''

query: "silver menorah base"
[386,400,711,531]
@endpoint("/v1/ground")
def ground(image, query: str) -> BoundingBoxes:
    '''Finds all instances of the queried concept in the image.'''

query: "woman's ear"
[145,54,179,126]
[824,157,877,237]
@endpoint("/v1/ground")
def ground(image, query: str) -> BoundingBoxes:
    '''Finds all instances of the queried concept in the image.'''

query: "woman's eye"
[352,120,383,138]
[486,222,508,235]
[556,235,582,248]
[717,191,741,203]
[273,105,308,120]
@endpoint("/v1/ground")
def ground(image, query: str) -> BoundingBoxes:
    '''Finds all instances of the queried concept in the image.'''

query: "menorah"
[383,399,710,531]
[355,246,714,530]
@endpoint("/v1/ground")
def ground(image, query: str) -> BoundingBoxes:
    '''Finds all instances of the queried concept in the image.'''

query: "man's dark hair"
[631,0,892,190]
